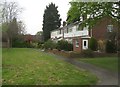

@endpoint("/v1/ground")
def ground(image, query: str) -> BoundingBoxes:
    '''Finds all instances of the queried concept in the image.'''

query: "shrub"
[44,39,56,50]
[31,42,38,48]
[98,40,106,52]
[12,38,37,48]
[89,37,98,51]
[25,42,34,48]
[106,40,117,53]
[37,42,44,48]
[81,49,94,58]
[12,38,26,48]
[57,40,73,51]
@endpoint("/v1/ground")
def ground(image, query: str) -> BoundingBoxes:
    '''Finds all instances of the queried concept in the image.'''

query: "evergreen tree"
[42,3,61,41]
[89,37,98,51]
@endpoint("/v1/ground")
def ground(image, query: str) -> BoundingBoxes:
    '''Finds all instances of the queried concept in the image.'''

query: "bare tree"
[1,1,23,48]
[17,21,27,35]
[1,1,22,23]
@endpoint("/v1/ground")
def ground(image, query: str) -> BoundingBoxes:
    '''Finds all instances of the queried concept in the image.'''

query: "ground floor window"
[75,39,79,47]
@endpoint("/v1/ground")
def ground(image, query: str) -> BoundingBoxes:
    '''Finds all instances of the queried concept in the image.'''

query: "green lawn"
[2,48,97,85]
[78,57,118,72]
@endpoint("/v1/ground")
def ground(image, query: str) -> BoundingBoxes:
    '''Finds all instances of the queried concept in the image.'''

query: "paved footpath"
[47,52,118,85]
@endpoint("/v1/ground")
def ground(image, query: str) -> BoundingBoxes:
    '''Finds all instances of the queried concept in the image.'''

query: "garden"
[78,57,118,72]
[2,48,98,85]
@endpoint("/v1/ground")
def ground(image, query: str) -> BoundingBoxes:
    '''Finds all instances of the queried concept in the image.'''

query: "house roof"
[23,35,43,41]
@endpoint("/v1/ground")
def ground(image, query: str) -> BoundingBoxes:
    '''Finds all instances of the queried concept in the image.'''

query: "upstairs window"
[107,25,113,32]
[57,31,60,35]
[68,28,72,33]
[57,29,62,35]
[77,25,83,31]
[59,29,61,34]
[64,28,68,33]
[76,25,80,31]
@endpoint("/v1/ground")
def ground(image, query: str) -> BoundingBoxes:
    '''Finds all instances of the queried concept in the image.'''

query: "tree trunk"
[7,38,10,48]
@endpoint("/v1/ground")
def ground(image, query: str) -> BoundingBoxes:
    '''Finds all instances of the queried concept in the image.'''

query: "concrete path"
[48,52,118,85]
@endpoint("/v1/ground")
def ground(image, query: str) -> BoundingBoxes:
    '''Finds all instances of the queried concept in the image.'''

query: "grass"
[78,57,118,72]
[2,48,97,85]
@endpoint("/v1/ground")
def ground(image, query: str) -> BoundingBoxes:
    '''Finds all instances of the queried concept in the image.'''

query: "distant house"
[2,34,43,48]
[51,16,118,52]
[23,34,43,43]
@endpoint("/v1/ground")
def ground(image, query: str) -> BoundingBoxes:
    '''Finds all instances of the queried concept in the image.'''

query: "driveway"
[48,52,118,85]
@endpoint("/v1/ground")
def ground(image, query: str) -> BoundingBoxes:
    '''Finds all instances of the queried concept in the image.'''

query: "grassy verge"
[78,57,118,72]
[2,48,97,85]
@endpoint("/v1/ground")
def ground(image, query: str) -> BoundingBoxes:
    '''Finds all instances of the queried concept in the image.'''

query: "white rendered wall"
[51,25,89,39]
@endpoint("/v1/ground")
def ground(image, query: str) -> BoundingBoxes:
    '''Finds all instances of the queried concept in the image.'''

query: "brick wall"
[91,16,118,40]
[73,37,82,52]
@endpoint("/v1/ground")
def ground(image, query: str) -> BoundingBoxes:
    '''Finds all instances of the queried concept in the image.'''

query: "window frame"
[107,25,113,32]
[75,39,79,48]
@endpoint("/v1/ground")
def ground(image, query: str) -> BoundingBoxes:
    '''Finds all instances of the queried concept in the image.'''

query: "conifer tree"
[42,3,61,41]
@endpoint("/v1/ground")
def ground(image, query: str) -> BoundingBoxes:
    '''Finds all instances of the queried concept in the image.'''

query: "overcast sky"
[6,0,70,35]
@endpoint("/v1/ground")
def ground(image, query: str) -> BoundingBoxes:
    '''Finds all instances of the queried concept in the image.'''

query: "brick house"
[2,34,43,48]
[23,34,43,43]
[91,16,118,52]
[51,16,118,52]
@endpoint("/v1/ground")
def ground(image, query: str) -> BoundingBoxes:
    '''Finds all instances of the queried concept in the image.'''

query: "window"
[67,28,68,33]
[64,28,67,33]
[59,29,61,34]
[57,29,61,35]
[107,25,113,32]
[75,39,79,47]
[77,25,83,31]
[83,26,88,30]
[68,28,72,33]
[76,25,79,31]
[57,30,60,35]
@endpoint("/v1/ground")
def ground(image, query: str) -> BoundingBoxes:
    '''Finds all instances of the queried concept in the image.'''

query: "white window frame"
[107,25,113,32]
[68,27,72,33]
[64,28,68,33]
[75,39,79,48]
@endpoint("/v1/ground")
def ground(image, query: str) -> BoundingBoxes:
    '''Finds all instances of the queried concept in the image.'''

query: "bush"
[106,40,117,53]
[44,39,56,50]
[81,49,94,58]
[25,42,34,48]
[98,40,106,52]
[57,40,73,51]
[31,42,38,48]
[37,42,44,48]
[12,38,34,48]
[89,37,98,51]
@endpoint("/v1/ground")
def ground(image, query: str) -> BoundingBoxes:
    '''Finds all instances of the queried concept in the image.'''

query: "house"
[2,34,44,48]
[91,16,118,52]
[23,34,43,43]
[51,16,118,52]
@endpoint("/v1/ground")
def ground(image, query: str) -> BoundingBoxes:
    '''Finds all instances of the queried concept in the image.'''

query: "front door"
[82,39,88,50]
